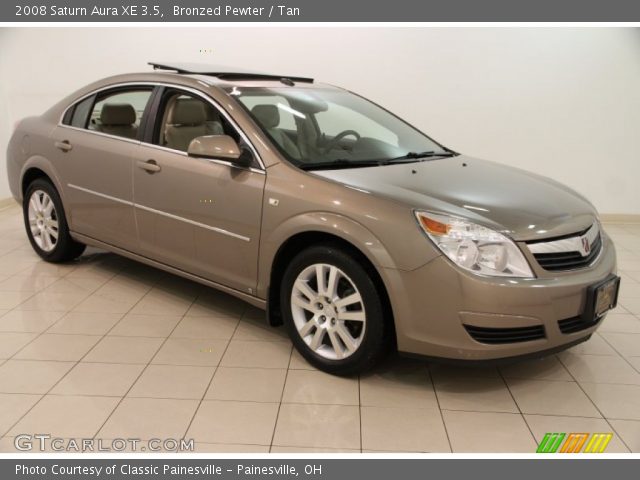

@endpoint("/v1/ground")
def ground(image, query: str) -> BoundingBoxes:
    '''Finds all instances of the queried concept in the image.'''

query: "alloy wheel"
[27,189,59,252]
[290,263,366,360]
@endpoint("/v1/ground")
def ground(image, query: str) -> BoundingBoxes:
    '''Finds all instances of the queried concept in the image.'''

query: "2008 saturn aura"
[6,62,619,374]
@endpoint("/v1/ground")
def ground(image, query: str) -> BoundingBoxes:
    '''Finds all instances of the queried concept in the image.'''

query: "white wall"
[0,27,639,214]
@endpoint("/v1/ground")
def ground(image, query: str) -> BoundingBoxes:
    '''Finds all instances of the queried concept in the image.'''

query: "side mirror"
[187,135,251,168]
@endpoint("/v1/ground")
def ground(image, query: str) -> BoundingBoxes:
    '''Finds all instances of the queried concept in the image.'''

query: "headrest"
[100,103,136,126]
[168,99,206,126]
[203,103,221,122]
[251,104,280,129]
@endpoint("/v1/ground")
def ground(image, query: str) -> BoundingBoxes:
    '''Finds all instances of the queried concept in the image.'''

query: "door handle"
[54,140,73,152]
[137,159,161,174]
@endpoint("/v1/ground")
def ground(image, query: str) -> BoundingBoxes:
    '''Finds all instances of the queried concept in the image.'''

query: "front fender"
[257,211,397,299]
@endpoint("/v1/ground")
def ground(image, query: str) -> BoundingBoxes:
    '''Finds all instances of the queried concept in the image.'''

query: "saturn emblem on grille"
[581,237,591,255]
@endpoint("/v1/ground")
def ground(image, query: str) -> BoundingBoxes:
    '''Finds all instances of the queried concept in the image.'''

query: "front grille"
[527,222,602,272]
[558,314,602,334]
[533,233,601,271]
[464,324,546,344]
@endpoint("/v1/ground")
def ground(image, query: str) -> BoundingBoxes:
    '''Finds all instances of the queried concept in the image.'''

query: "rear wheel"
[281,244,390,375]
[23,178,85,262]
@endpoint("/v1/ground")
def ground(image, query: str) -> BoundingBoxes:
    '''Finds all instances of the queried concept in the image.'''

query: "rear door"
[133,87,266,294]
[52,86,154,249]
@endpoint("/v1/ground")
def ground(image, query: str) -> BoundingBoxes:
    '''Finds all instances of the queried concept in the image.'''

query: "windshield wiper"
[298,159,382,171]
[298,150,458,171]
[383,150,457,164]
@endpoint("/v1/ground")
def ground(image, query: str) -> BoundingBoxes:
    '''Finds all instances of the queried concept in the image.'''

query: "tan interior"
[162,96,225,152]
[95,103,138,139]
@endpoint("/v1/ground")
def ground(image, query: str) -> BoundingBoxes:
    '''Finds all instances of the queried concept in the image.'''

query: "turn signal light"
[418,214,450,236]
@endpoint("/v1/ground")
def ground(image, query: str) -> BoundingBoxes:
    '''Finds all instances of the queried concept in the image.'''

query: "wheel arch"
[22,167,51,196]
[262,214,396,337]
[20,157,66,204]
[19,157,74,228]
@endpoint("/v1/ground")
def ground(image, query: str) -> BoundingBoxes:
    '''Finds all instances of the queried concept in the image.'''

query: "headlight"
[415,211,534,278]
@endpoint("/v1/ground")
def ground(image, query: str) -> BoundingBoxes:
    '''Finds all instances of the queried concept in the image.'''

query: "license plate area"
[583,275,620,323]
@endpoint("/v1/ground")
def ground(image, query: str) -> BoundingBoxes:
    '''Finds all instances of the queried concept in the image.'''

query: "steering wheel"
[321,130,361,153]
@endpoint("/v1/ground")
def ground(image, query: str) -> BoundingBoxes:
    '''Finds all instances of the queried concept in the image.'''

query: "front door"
[133,88,265,294]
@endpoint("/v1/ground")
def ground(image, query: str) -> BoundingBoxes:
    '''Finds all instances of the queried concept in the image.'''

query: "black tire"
[23,178,86,263]
[280,243,391,376]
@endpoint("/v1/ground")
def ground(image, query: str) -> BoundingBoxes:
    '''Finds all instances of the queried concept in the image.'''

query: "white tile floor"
[1,203,640,453]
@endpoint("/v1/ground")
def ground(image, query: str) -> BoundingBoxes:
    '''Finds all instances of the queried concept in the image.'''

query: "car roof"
[41,63,339,124]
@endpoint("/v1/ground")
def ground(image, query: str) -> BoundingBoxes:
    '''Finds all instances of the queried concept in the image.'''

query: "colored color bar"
[585,433,613,453]
[537,433,565,453]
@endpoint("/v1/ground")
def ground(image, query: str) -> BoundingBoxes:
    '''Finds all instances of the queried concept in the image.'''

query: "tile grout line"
[439,408,548,416]
[2,358,297,367]
[589,331,640,451]
[0,261,128,439]
[498,364,540,446]
[0,265,75,329]
[555,351,633,452]
[3,233,127,283]
[17,391,606,412]
[89,280,203,442]
[2,265,176,443]
[5,392,638,419]
[597,331,640,375]
[426,363,453,453]
[266,340,294,452]
[179,301,245,446]
[1,259,121,361]
[520,411,640,422]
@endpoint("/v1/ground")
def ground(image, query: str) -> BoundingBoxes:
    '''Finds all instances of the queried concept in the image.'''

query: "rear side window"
[63,96,94,128]
[87,89,153,140]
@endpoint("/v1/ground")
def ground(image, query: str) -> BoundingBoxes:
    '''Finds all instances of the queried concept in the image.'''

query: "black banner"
[3,459,640,480]
[3,0,640,22]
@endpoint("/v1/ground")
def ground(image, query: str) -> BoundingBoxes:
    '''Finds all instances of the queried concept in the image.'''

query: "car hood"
[313,156,598,242]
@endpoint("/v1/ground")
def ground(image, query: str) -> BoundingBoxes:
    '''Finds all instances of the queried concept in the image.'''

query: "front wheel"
[23,178,86,262]
[280,244,391,375]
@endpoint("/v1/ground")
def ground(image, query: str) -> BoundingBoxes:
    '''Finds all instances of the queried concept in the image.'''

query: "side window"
[63,96,94,128]
[87,89,152,140]
[155,91,242,153]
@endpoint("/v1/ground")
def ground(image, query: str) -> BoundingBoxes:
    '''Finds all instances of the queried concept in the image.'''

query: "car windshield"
[226,86,453,170]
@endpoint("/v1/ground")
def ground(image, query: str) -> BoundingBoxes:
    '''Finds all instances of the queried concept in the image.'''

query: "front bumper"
[386,233,617,361]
